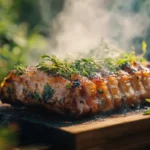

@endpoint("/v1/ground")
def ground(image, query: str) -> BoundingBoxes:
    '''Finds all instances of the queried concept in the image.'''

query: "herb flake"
[30,92,40,101]
[144,99,150,115]
[43,83,55,102]
[146,99,150,103]
[7,87,13,94]
[144,110,150,115]
[66,84,71,89]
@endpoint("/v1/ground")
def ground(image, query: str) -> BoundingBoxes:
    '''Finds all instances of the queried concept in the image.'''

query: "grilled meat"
[0,61,150,116]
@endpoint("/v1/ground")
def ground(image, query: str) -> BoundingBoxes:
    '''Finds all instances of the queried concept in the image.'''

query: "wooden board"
[0,105,150,150]
[60,113,150,150]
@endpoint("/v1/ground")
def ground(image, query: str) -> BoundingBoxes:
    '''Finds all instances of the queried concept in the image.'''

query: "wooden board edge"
[60,113,150,134]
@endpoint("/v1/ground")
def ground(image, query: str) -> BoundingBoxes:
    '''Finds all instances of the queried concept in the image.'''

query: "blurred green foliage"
[0,0,31,81]
[0,0,64,81]
[0,125,18,150]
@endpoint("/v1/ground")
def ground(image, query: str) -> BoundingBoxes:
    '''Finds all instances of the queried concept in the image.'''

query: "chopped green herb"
[7,87,13,93]
[14,64,26,75]
[146,99,150,103]
[144,109,150,115]
[37,54,101,79]
[36,41,147,78]
[37,55,72,78]
[37,52,145,78]
[71,58,101,77]
[144,99,150,115]
[66,84,71,89]
[43,83,55,102]
[142,41,147,56]
[30,92,40,101]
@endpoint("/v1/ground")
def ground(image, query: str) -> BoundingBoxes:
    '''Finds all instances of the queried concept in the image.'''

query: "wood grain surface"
[61,114,150,150]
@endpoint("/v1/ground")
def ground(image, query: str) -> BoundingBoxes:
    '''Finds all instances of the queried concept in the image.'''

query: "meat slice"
[0,69,96,116]
[1,61,150,116]
[71,74,99,113]
[117,71,137,106]
[130,71,146,103]
[121,62,147,103]
[90,77,114,112]
[106,75,122,108]
[1,68,69,114]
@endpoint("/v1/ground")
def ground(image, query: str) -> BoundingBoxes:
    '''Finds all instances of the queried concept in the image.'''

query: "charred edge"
[72,79,81,88]
[120,63,136,74]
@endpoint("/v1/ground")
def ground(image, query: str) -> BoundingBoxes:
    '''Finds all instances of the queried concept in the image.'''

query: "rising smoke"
[27,0,150,65]
[48,0,149,59]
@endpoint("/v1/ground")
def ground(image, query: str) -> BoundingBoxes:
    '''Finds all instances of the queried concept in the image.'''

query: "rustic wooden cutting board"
[0,105,150,150]
[61,113,150,150]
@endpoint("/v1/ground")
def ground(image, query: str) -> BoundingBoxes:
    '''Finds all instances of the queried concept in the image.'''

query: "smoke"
[47,0,149,59]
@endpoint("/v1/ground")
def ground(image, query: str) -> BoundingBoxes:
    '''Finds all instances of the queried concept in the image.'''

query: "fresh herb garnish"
[30,91,40,101]
[37,55,102,79]
[66,84,71,89]
[36,53,144,78]
[7,87,13,93]
[37,55,74,78]
[146,99,150,103]
[14,64,26,75]
[43,83,55,102]
[36,41,147,78]
[71,58,101,77]
[144,99,150,115]
[144,109,150,115]
[142,41,147,56]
